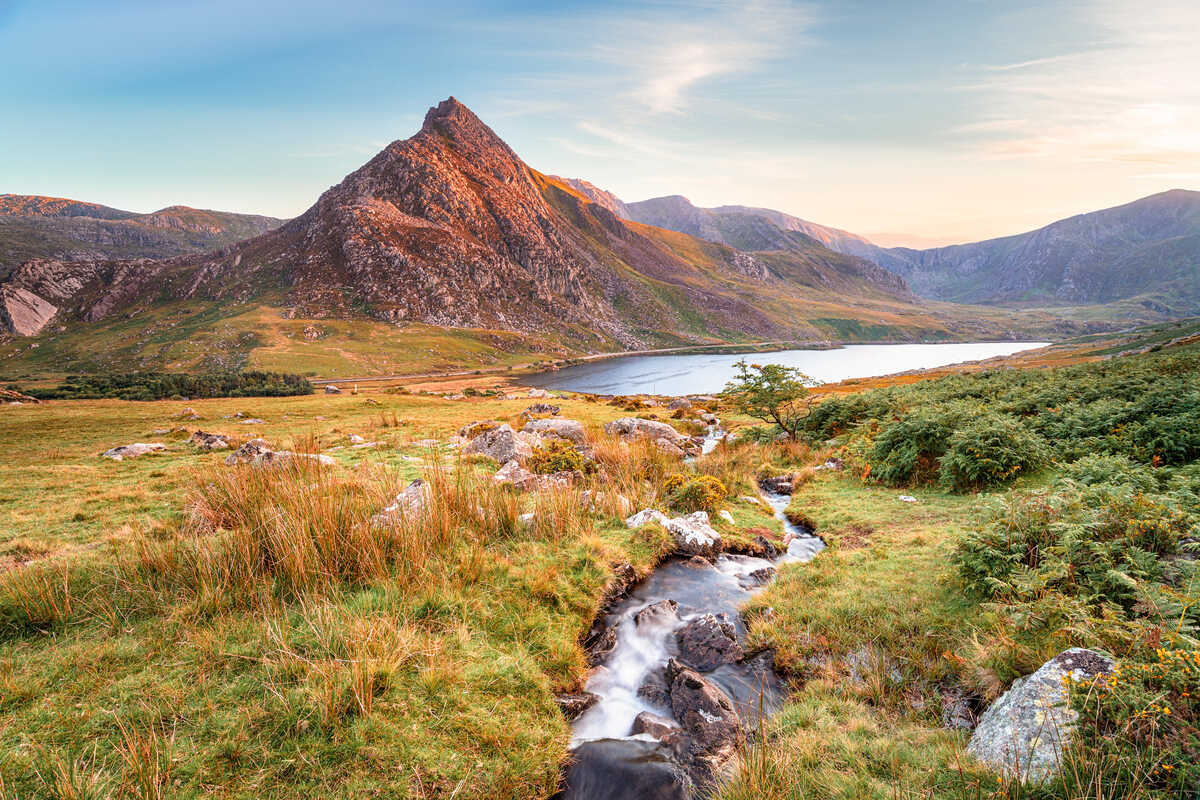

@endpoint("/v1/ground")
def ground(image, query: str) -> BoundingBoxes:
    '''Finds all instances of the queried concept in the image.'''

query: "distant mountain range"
[598,190,1200,315]
[0,195,285,282]
[5,98,1057,373]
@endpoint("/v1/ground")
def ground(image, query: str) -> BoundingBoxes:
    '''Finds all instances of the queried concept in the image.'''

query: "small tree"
[721,360,817,441]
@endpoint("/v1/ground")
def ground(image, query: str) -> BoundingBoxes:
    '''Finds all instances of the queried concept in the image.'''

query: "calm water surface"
[523,342,1049,396]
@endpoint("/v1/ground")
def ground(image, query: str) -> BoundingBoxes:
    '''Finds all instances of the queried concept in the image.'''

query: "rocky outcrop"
[967,648,1114,783]
[556,692,600,720]
[492,459,578,491]
[462,424,534,464]
[102,442,165,460]
[0,285,57,336]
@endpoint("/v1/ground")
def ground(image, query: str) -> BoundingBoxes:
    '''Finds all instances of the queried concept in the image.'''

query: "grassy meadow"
[1,326,1198,799]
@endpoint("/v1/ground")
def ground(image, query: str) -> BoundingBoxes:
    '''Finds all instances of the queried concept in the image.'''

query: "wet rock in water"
[189,431,230,451]
[102,442,166,461]
[638,667,672,708]
[463,423,532,464]
[324,385,341,394]
[665,658,742,755]
[632,711,681,739]
[224,439,336,467]
[523,417,586,447]
[522,403,560,417]
[556,692,600,720]
[635,599,680,628]
[373,479,430,524]
[757,474,793,494]
[738,566,776,589]
[753,535,779,559]
[664,512,721,558]
[682,556,711,569]
[587,624,619,667]
[675,614,743,671]
[967,648,1114,783]
[560,739,695,800]
[626,508,671,529]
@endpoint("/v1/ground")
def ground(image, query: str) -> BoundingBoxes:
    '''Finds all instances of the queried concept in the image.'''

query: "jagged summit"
[0,98,924,349]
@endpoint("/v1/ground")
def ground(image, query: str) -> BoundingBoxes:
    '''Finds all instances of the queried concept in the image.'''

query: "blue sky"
[2,0,1197,245]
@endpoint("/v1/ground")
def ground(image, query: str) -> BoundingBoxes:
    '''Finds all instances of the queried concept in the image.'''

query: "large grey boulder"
[604,417,698,456]
[462,424,533,464]
[189,431,230,451]
[665,512,721,557]
[665,658,741,755]
[967,648,1114,783]
[523,417,587,447]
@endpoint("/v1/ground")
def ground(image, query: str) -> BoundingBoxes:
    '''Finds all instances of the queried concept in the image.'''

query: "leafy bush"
[870,409,958,486]
[666,475,728,513]
[1060,454,1158,492]
[527,440,585,474]
[937,414,1048,491]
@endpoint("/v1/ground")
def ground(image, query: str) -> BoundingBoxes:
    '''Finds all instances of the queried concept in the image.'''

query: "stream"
[560,450,825,800]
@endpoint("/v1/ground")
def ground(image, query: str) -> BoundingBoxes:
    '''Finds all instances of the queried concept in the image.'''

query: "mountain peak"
[421,96,487,137]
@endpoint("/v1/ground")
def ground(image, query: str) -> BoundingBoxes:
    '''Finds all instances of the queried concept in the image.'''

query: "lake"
[521,342,1050,396]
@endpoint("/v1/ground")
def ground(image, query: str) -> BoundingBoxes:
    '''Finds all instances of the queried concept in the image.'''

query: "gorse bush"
[665,474,728,513]
[526,439,586,474]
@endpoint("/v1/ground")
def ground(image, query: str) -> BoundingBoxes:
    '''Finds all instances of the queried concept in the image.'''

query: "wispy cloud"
[950,0,1200,170]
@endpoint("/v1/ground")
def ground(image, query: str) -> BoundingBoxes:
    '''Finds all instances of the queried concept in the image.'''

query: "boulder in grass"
[667,398,692,411]
[189,431,230,451]
[373,479,430,524]
[102,443,166,461]
[522,403,560,417]
[324,385,341,394]
[523,418,586,447]
[626,508,672,529]
[604,417,697,456]
[462,424,533,464]
[224,439,335,467]
[527,388,551,399]
[493,459,578,491]
[967,648,1114,783]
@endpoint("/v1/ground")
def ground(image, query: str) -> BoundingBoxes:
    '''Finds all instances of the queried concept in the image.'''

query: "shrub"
[938,414,1048,492]
[1060,454,1157,492]
[526,440,585,474]
[667,475,728,513]
[870,409,957,486]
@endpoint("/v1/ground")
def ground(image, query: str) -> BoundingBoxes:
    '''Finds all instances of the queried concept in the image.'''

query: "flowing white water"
[569,473,824,747]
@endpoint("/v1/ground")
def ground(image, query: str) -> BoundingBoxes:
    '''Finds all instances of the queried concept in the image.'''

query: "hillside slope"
[0,195,285,281]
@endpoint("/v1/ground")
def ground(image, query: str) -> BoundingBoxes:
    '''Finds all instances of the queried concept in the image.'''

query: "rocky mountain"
[625,196,909,273]
[2,98,964,354]
[623,191,1200,314]
[880,190,1200,310]
[0,195,285,281]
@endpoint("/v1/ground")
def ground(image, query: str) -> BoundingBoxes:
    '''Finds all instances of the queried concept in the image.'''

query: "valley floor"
[1,323,1198,799]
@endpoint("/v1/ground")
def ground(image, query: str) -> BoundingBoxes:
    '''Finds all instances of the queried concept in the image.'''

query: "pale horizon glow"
[1,0,1197,248]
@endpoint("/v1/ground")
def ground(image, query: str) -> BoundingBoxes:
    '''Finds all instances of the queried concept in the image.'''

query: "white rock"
[717,509,735,524]
[625,508,671,529]
[898,495,918,503]
[102,443,166,461]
